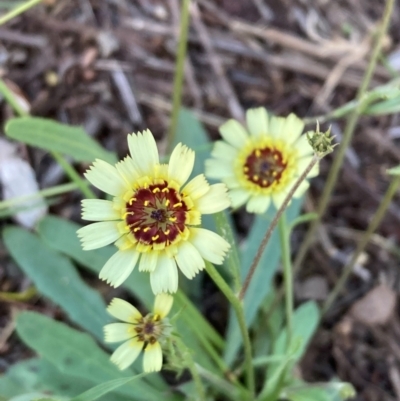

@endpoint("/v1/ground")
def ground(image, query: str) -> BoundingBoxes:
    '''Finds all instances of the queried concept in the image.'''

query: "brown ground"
[1,1,400,400]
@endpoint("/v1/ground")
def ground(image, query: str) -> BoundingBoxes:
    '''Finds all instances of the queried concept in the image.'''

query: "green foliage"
[70,375,147,401]
[16,312,179,401]
[5,117,116,164]
[3,226,109,341]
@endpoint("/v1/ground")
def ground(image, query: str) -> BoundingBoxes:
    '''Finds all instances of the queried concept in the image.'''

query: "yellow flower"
[104,294,173,372]
[205,108,318,214]
[77,131,230,293]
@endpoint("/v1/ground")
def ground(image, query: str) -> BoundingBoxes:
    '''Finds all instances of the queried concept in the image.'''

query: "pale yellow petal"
[282,113,304,144]
[111,338,143,370]
[143,342,162,372]
[154,293,173,318]
[269,116,285,138]
[84,159,126,196]
[246,195,271,214]
[219,119,249,148]
[211,140,238,161]
[246,107,269,137]
[138,251,158,272]
[107,298,142,322]
[81,199,120,221]
[175,241,205,279]
[104,323,134,343]
[99,249,139,287]
[77,222,120,250]
[182,174,210,200]
[229,188,251,209]
[190,228,230,265]
[128,130,159,176]
[115,156,141,188]
[195,183,231,214]
[168,143,195,186]
[150,253,178,294]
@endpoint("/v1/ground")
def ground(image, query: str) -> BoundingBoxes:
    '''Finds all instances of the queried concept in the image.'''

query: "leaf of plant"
[273,301,320,361]
[16,312,179,401]
[37,216,221,372]
[285,387,331,401]
[0,358,143,401]
[224,199,303,364]
[70,374,147,401]
[3,226,109,341]
[5,117,116,164]
[364,96,400,116]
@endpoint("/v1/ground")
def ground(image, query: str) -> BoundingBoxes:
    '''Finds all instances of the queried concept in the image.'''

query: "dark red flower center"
[244,147,287,188]
[134,314,163,345]
[125,181,187,246]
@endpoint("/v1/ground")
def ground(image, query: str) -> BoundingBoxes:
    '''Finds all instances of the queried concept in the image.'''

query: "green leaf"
[364,95,400,115]
[16,312,178,401]
[284,380,356,401]
[5,117,116,164]
[289,213,319,231]
[224,198,303,364]
[273,301,320,361]
[8,394,64,401]
[285,387,331,401]
[70,375,147,401]
[0,358,141,401]
[3,226,109,341]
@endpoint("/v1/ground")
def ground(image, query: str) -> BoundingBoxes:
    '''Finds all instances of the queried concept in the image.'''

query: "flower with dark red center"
[77,130,231,293]
[104,294,173,372]
[205,108,319,214]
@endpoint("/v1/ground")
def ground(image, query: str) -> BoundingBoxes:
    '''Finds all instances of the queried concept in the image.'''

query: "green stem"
[278,214,293,350]
[205,262,255,398]
[0,182,78,211]
[52,153,95,199]
[175,338,207,401]
[0,0,43,25]
[0,286,37,302]
[167,0,190,151]
[214,211,241,292]
[322,175,400,315]
[293,0,396,274]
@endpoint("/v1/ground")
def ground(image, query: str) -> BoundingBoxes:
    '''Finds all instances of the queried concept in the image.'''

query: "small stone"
[349,284,396,326]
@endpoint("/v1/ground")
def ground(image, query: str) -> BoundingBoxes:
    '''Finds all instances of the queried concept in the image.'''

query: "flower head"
[205,108,319,214]
[77,130,230,293]
[104,294,173,371]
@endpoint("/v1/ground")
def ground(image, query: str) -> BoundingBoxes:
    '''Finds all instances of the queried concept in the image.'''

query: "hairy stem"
[239,155,319,301]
